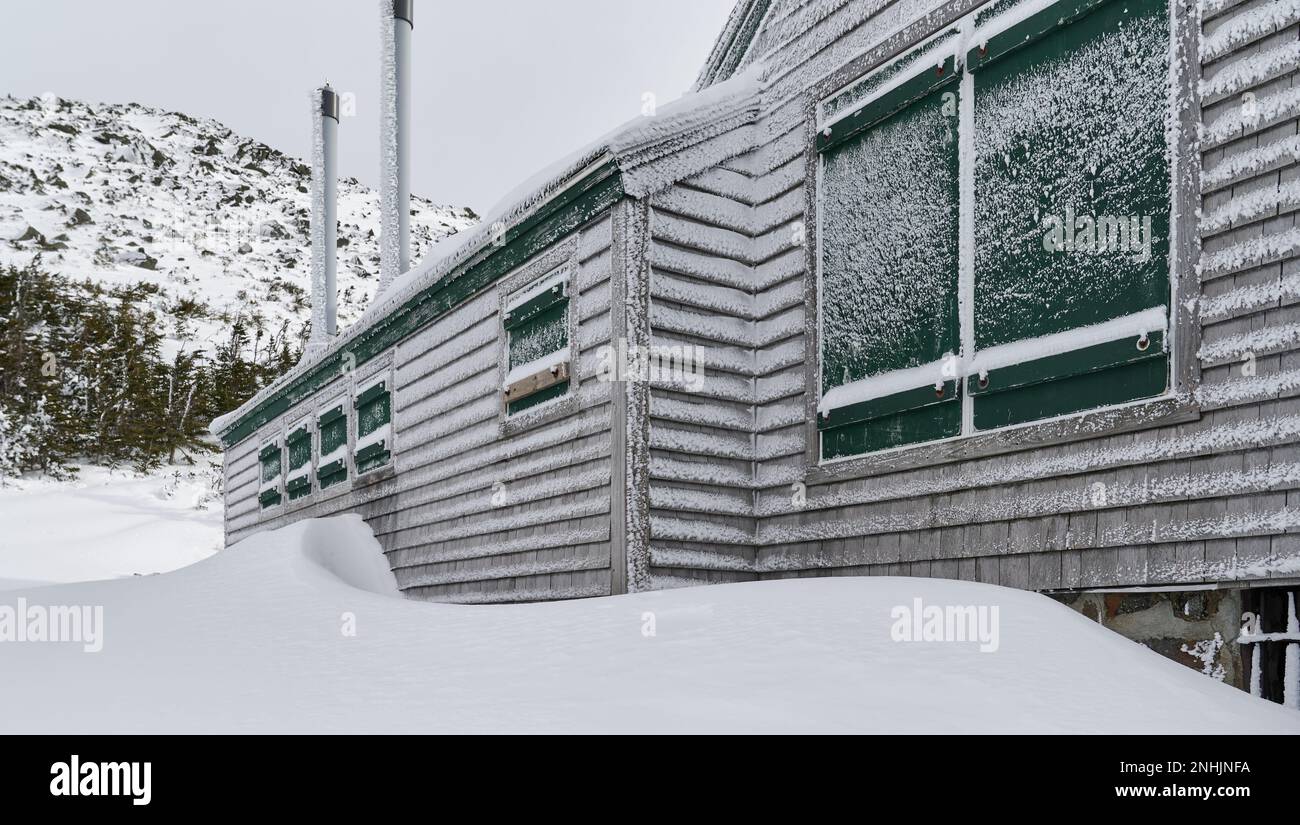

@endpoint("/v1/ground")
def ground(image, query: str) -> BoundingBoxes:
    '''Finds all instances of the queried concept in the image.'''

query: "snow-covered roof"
[211,64,767,438]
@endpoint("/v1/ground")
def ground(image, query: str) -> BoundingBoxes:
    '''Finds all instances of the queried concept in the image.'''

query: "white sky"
[0,0,736,213]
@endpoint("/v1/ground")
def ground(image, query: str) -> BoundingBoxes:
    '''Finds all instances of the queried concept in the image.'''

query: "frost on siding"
[1203,134,1300,191]
[1201,179,1300,235]
[1200,0,1300,63]
[820,92,958,393]
[973,10,1170,349]
[1200,41,1300,100]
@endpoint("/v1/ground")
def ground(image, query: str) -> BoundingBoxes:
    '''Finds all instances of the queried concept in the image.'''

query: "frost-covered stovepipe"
[378,0,413,293]
[307,85,340,357]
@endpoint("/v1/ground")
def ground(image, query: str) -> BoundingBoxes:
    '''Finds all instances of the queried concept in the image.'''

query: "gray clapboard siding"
[223,213,619,602]
[650,0,1300,591]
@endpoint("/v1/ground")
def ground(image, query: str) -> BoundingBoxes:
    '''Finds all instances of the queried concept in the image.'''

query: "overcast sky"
[1,0,735,213]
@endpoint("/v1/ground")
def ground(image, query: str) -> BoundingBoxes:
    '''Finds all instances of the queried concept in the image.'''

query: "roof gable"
[695,0,775,90]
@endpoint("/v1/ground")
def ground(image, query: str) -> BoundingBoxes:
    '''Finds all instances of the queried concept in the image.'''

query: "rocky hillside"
[0,93,476,353]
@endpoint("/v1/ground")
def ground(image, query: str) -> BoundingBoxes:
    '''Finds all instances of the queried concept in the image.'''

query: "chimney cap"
[319,86,340,122]
[393,0,413,27]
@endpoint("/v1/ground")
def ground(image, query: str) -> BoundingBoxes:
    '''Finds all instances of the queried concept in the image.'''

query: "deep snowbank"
[0,514,1295,734]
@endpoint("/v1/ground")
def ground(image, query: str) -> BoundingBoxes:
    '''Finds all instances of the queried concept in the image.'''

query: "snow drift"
[0,514,1295,734]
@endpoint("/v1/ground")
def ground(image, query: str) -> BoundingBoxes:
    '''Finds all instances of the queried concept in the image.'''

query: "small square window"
[502,270,571,415]
[317,403,349,489]
[355,374,392,475]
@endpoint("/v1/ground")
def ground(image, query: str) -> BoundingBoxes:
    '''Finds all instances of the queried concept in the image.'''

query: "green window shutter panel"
[317,405,349,488]
[287,431,312,473]
[973,355,1167,430]
[969,0,1112,68]
[503,283,567,331]
[259,444,282,508]
[357,392,391,440]
[820,84,960,394]
[969,0,1170,427]
[259,450,281,486]
[355,384,392,474]
[318,404,345,426]
[355,444,391,475]
[508,301,568,371]
[818,381,960,461]
[818,58,958,153]
[971,0,1169,349]
[818,82,961,457]
[319,411,348,457]
[287,474,312,501]
[967,331,1166,399]
[822,398,962,460]
[506,379,569,416]
[318,459,347,488]
[355,380,387,408]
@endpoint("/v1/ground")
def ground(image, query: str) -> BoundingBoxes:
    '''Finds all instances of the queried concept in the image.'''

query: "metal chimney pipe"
[379,0,413,292]
[308,85,340,355]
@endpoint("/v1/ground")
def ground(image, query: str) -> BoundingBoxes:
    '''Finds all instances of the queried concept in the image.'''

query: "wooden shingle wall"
[653,0,1300,591]
[224,214,618,602]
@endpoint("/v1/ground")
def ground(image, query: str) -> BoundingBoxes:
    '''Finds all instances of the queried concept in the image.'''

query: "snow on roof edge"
[211,65,768,439]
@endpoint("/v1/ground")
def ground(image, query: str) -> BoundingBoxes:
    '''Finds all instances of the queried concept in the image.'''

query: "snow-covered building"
[214,0,1300,702]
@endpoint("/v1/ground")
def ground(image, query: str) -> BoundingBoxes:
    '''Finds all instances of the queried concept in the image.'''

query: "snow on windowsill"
[503,348,570,390]
[818,308,1168,416]
[318,444,347,469]
[818,357,953,416]
[966,306,1168,377]
[356,423,391,455]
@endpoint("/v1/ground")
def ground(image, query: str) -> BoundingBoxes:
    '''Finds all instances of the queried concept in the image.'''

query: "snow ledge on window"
[503,348,569,390]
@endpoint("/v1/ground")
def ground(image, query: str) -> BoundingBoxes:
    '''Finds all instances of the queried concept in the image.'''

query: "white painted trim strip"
[967,306,1168,377]
[818,356,955,416]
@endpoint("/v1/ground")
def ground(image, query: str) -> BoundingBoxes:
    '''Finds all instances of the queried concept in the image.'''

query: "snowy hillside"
[0,93,477,351]
[1,514,1295,734]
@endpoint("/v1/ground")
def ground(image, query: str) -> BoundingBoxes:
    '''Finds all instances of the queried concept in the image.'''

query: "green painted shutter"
[355,380,392,474]
[258,443,282,509]
[317,405,348,489]
[286,425,312,500]
[505,281,570,415]
[968,0,1170,428]
[817,79,961,459]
